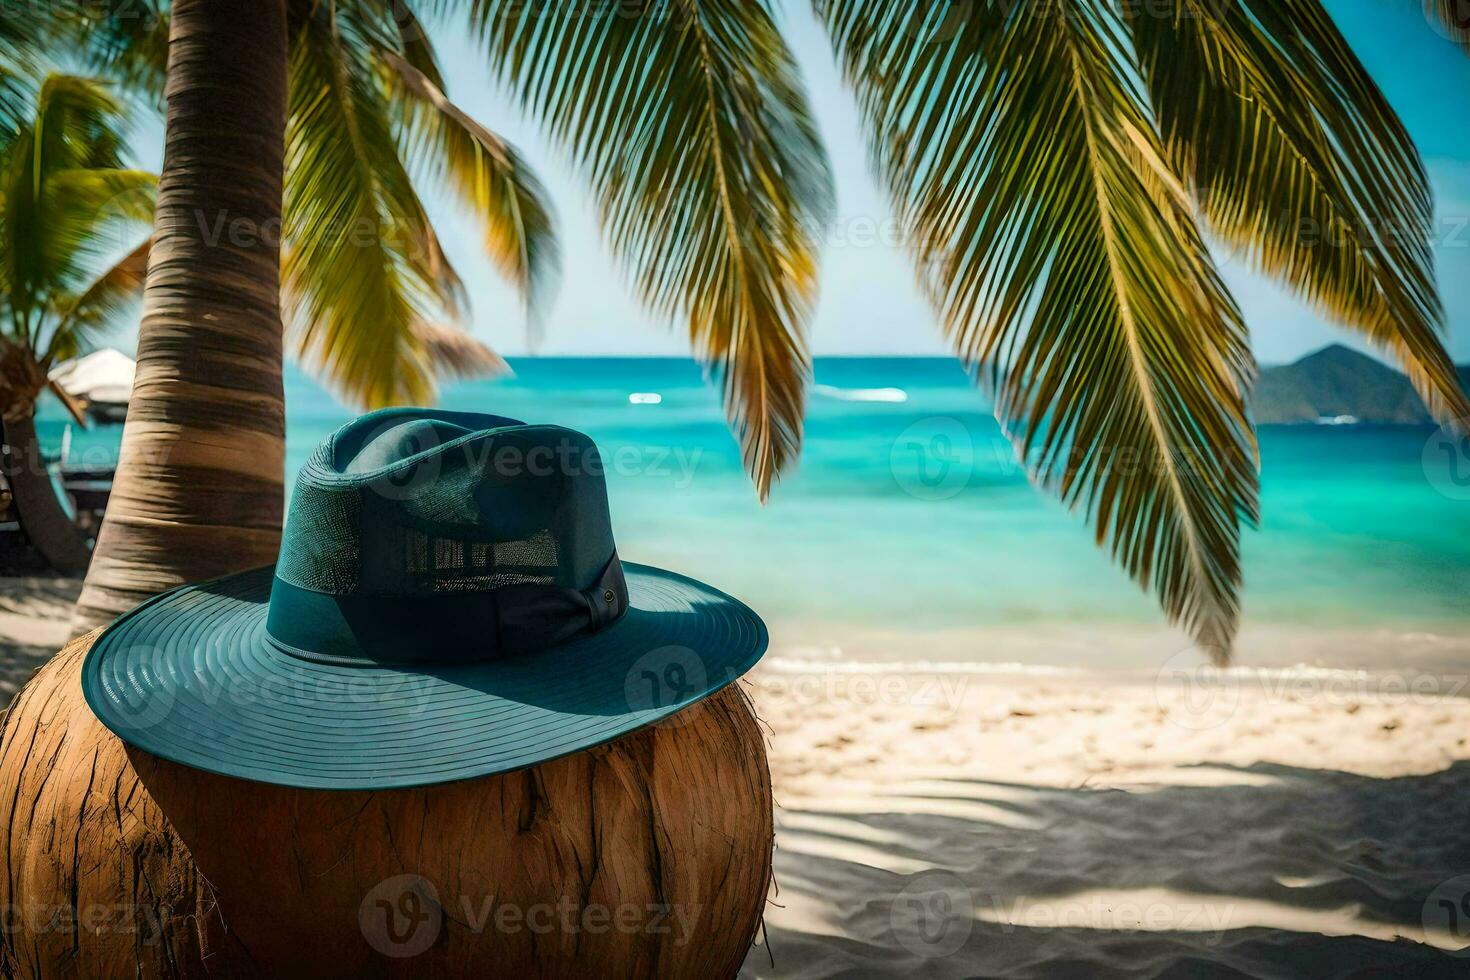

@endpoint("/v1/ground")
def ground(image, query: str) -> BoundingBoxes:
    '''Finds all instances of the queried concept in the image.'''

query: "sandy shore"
[2,587,1466,975]
[740,664,1470,977]
[0,577,79,703]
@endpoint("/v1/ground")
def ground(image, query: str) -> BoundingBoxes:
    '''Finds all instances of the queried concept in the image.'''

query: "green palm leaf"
[382,49,559,335]
[0,4,53,138]
[464,0,833,499]
[0,73,152,402]
[820,0,1258,659]
[72,0,170,104]
[285,1,478,407]
[1132,0,1470,426]
[284,0,555,407]
[1,75,149,342]
[48,237,151,363]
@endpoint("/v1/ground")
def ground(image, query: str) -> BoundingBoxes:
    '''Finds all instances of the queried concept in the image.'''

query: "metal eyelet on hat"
[603,590,615,603]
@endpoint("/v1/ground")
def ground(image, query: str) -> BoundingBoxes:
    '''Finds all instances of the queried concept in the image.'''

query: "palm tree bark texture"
[73,0,289,632]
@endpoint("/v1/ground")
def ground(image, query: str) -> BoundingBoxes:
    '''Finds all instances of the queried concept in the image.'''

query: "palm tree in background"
[0,75,155,574]
[58,0,1470,660]
[66,0,557,628]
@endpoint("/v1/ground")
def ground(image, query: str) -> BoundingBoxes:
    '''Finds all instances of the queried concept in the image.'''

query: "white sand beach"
[3,590,1467,976]
[741,663,1470,977]
[0,578,79,701]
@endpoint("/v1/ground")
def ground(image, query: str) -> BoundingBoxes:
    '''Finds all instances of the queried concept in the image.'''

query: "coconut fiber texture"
[0,631,774,978]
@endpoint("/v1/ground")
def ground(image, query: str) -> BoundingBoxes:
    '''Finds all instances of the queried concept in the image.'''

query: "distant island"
[1254,344,1470,425]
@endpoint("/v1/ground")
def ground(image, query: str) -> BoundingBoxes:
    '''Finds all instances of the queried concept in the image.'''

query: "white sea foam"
[812,384,908,403]
[762,656,1085,676]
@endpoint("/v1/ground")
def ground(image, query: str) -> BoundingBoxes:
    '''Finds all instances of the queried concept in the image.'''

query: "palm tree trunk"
[2,413,91,575]
[73,0,289,633]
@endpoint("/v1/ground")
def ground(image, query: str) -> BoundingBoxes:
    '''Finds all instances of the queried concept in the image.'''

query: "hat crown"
[276,408,617,599]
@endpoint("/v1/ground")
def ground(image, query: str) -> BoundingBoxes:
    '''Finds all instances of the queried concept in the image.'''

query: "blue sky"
[127,1,1470,363]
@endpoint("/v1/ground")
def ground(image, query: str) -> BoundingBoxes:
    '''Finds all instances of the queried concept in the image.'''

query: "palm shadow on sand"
[742,760,1470,978]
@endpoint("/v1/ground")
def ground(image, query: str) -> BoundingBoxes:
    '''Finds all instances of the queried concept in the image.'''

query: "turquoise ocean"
[38,358,1470,674]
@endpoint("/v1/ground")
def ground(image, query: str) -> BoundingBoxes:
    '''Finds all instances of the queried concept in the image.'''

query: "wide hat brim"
[81,562,767,790]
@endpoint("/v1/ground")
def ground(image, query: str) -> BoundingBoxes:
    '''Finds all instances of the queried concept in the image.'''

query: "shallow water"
[39,357,1470,673]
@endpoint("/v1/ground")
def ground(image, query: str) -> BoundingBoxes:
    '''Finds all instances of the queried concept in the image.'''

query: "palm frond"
[284,1,474,408]
[464,0,833,499]
[382,50,560,335]
[0,75,148,346]
[72,0,170,106]
[0,6,52,139]
[1132,0,1470,427]
[820,0,1258,660]
[414,319,510,380]
[47,237,150,363]
[37,168,154,289]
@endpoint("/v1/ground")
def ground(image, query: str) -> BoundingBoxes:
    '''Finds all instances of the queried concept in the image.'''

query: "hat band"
[263,553,628,666]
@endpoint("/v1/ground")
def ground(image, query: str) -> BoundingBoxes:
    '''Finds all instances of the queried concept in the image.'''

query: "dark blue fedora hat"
[81,408,767,790]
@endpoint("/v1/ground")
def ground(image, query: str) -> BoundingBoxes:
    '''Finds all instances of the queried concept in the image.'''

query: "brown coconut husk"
[0,631,773,978]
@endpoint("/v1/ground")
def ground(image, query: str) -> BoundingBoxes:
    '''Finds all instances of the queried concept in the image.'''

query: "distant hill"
[1253,344,1453,425]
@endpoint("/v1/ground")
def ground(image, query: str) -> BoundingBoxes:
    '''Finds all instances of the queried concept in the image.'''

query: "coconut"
[0,631,772,978]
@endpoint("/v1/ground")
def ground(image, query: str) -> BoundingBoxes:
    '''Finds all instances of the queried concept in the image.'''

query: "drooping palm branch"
[0,5,56,139]
[818,0,1466,660]
[284,0,559,407]
[68,0,559,409]
[819,0,1258,660]
[460,0,834,500]
[1133,0,1470,424]
[0,74,156,371]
